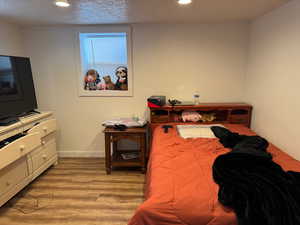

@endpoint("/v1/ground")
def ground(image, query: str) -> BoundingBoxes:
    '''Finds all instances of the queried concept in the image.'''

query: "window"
[78,28,132,96]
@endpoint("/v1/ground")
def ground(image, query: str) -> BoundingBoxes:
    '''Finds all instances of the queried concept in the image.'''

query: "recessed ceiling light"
[55,0,70,7]
[178,0,192,5]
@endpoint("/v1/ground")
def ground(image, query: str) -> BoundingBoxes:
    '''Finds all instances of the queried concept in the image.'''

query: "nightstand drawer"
[0,133,41,170]
[27,119,57,138]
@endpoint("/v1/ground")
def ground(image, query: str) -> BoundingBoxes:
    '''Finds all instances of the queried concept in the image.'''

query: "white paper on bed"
[176,124,224,139]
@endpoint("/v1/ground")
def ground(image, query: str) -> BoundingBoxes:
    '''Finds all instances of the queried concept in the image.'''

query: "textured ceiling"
[0,0,290,26]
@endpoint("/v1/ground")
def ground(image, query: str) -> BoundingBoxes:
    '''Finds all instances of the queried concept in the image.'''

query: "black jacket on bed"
[211,126,300,225]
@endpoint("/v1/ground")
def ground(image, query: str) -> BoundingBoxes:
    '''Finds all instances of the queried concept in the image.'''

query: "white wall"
[246,0,300,159]
[23,23,249,157]
[0,20,24,56]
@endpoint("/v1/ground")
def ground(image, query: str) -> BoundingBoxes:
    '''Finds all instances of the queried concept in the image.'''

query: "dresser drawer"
[0,133,41,170]
[29,132,56,157]
[0,127,23,142]
[31,139,56,172]
[27,119,57,138]
[0,157,28,195]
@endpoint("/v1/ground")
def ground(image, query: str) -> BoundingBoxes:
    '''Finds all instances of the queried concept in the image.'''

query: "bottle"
[194,94,200,105]
[132,114,139,122]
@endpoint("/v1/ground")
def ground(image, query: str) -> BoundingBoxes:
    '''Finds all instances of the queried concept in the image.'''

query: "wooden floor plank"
[0,158,144,225]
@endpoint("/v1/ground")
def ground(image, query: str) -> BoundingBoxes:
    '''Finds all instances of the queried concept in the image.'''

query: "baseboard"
[58,151,104,158]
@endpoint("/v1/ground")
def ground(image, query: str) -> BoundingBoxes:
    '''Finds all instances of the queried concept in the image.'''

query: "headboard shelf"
[149,103,252,128]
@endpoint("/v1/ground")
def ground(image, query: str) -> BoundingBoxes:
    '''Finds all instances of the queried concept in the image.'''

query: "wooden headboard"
[149,103,252,128]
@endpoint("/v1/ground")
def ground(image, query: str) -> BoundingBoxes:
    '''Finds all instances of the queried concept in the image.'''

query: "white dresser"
[0,112,58,207]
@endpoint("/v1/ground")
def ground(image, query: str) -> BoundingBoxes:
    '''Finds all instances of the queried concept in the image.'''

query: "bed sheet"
[128,124,300,225]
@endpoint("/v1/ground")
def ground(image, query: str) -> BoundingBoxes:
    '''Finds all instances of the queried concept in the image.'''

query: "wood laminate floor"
[0,158,145,225]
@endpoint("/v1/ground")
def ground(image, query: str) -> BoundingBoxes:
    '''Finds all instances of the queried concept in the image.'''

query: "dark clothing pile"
[211,126,300,225]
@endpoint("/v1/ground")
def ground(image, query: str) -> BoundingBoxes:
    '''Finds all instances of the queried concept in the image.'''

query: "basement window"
[78,27,132,96]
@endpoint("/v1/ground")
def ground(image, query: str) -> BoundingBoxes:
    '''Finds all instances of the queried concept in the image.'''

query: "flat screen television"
[0,55,37,124]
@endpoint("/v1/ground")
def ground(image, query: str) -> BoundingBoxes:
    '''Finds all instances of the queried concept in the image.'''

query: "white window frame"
[76,26,133,97]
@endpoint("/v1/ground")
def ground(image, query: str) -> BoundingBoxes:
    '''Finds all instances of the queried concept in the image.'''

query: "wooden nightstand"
[103,126,148,174]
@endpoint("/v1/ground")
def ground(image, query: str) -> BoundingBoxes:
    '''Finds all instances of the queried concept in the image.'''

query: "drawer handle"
[41,140,46,145]
[42,154,47,160]
[20,145,25,152]
[43,127,48,132]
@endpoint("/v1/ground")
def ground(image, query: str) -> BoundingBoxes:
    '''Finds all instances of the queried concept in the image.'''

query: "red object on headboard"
[147,102,161,108]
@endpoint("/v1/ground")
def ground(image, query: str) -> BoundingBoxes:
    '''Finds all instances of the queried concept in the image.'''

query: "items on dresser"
[113,124,127,131]
[193,94,200,105]
[0,112,58,207]
[149,103,252,128]
[102,117,147,128]
[181,111,202,122]
[168,99,194,106]
[0,117,20,126]
[168,99,181,106]
[147,96,166,107]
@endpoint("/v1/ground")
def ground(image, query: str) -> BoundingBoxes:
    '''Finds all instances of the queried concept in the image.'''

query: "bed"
[128,123,300,225]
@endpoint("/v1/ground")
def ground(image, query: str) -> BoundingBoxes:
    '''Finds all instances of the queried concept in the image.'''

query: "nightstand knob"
[43,127,48,132]
[42,154,47,160]
[41,140,46,145]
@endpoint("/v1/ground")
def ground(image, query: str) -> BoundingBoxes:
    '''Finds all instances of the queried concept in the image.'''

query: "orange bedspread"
[128,124,300,225]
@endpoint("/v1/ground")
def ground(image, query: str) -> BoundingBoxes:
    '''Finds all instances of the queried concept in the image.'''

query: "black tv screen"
[0,56,37,120]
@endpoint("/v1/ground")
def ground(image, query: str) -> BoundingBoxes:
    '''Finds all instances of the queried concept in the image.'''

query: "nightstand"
[103,126,148,174]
